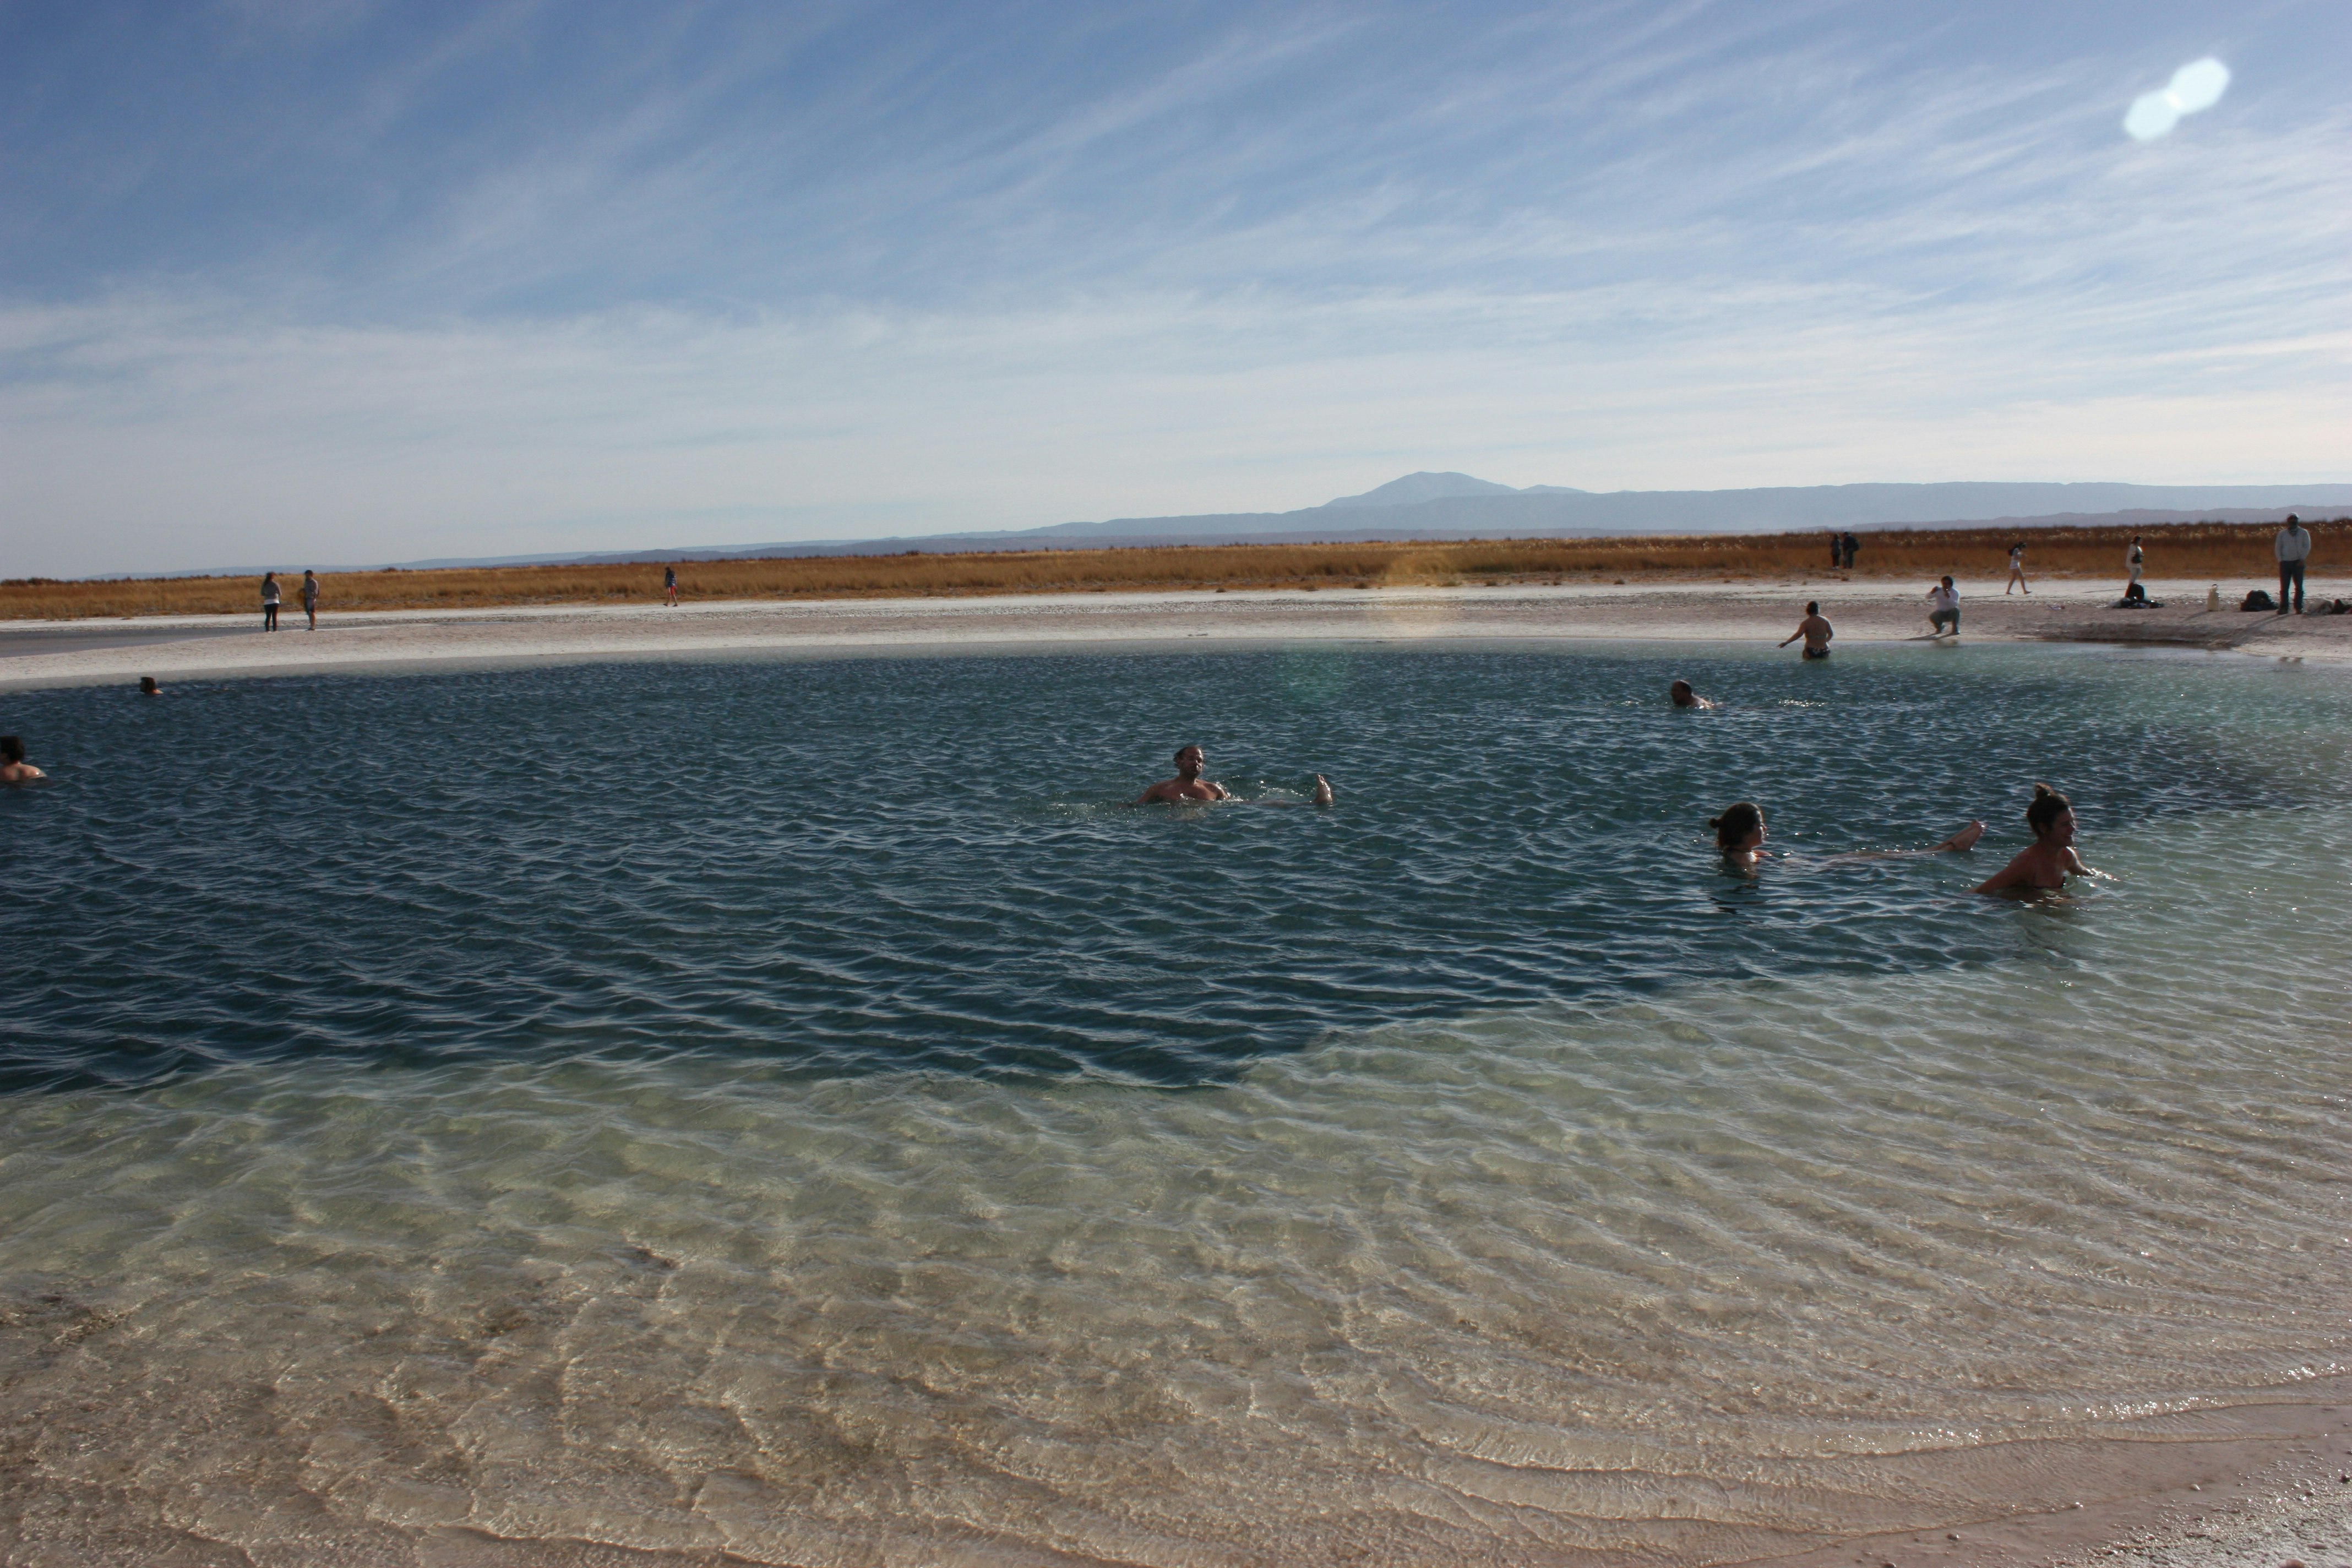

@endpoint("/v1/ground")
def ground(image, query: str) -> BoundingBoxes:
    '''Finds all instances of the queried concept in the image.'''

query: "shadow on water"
[3,644,2343,1093]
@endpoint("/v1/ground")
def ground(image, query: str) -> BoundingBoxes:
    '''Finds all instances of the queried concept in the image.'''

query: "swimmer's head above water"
[1670,679,1715,710]
[1709,801,1764,856]
[1136,743,1231,804]
[2026,782,2074,844]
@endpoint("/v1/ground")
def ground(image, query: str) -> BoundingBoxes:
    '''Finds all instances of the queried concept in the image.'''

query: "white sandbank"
[4,577,2350,692]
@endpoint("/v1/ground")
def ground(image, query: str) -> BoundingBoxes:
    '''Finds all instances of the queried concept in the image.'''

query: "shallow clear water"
[2,644,2348,1565]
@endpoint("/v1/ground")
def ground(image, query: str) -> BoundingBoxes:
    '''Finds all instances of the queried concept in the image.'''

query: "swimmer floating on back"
[1135,744,1331,806]
[1780,602,1833,659]
[1975,783,2104,893]
[1709,801,1984,871]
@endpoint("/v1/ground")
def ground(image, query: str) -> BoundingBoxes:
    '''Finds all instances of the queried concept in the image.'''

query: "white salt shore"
[3,576,2350,692]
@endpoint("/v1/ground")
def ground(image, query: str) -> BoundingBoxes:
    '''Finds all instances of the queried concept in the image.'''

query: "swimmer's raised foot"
[1932,820,1985,853]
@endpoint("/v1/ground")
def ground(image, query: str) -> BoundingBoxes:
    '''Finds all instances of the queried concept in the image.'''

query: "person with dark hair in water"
[138,676,161,695]
[1780,602,1833,658]
[1710,801,1981,871]
[1975,784,2104,892]
[1136,744,1331,806]
[1711,802,1768,867]
[0,735,42,783]
[1669,679,1716,710]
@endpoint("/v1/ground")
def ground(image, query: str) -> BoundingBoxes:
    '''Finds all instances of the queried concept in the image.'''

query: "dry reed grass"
[6,520,2342,621]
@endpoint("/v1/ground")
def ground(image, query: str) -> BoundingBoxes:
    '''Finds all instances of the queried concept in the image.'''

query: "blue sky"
[3,0,2346,575]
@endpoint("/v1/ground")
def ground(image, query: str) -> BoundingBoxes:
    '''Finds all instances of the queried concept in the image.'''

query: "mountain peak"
[1321,472,1520,509]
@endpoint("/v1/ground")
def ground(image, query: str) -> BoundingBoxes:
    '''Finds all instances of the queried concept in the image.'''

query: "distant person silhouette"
[261,572,281,631]
[301,569,319,630]
[2275,515,2310,614]
[665,565,679,606]
[2005,541,2029,595]
[1926,576,1960,636]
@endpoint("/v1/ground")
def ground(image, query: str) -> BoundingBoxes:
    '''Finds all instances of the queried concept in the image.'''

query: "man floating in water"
[1136,744,1331,806]
[0,735,43,783]
[1669,680,1716,710]
[1780,602,1833,659]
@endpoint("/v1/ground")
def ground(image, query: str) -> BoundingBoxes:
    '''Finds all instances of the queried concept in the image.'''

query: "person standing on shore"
[2005,541,2029,595]
[1926,576,1960,637]
[1781,602,1833,658]
[2275,515,2310,615]
[665,566,679,606]
[1841,532,1859,571]
[1829,531,1843,570]
[301,569,320,630]
[262,572,281,631]
[2125,536,2145,598]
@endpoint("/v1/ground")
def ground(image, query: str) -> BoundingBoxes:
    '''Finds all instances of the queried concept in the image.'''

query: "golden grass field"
[4,520,2341,620]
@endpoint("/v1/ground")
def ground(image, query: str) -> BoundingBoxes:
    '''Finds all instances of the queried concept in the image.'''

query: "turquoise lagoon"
[1,643,2346,1564]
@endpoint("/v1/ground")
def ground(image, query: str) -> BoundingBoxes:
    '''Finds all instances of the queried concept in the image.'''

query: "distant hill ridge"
[397,476,2351,571]
[119,475,2352,577]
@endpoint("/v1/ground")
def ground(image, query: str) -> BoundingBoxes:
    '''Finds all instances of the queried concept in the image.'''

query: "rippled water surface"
[3,644,2348,1565]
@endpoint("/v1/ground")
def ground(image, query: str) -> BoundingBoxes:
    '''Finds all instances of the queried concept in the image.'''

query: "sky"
[2,0,2348,576]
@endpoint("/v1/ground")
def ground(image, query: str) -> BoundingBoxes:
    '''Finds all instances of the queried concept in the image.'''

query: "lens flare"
[2125,56,2230,141]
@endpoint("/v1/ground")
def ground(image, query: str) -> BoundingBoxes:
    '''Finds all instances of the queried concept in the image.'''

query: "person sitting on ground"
[2275,514,2310,616]
[1780,602,1834,658]
[138,676,161,695]
[1975,783,2105,894]
[1135,744,1332,806]
[1926,576,1961,636]
[0,735,43,783]
[2126,536,2145,594]
[1669,679,1716,710]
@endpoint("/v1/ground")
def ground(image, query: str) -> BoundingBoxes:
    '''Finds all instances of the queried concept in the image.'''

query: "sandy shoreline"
[6,579,2348,1567]
[4,576,2351,692]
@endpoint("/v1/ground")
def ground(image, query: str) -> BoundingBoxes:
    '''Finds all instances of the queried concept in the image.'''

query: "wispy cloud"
[1,0,2346,574]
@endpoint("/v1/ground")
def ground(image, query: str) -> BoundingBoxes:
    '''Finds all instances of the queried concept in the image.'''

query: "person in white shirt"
[2126,537,2144,590]
[2275,514,2311,614]
[2005,541,2029,595]
[1926,576,1960,636]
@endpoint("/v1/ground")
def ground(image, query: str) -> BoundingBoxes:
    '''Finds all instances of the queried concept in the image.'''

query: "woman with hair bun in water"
[1975,783,2104,893]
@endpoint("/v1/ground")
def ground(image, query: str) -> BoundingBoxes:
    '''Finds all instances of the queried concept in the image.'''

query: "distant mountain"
[121,476,2352,578]
[1320,471,1587,508]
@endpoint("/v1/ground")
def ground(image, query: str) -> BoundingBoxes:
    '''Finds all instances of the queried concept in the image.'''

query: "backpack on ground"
[2241,589,2274,612]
